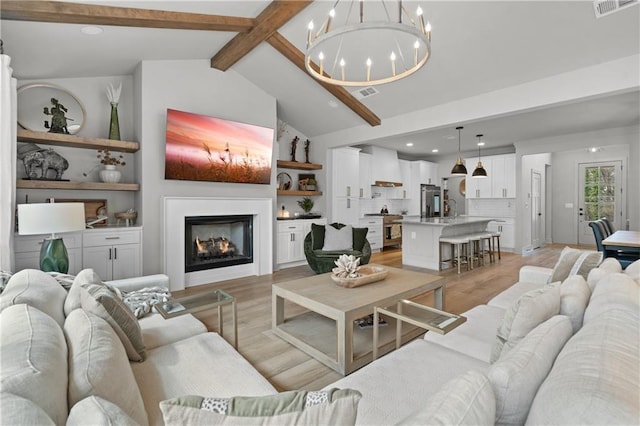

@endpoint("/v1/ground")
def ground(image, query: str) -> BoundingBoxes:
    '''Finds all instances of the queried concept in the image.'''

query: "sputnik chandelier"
[305,0,432,87]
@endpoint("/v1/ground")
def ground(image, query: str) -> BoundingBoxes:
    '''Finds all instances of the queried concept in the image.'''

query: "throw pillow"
[311,223,326,250]
[397,370,495,426]
[159,389,362,426]
[352,227,369,252]
[559,275,591,333]
[1,393,55,426]
[0,270,13,294]
[80,282,146,361]
[598,257,623,273]
[323,225,353,251]
[0,268,67,327]
[67,396,140,426]
[567,250,602,280]
[625,259,640,284]
[65,309,148,426]
[488,315,573,426]
[64,268,105,316]
[548,247,582,283]
[490,282,561,363]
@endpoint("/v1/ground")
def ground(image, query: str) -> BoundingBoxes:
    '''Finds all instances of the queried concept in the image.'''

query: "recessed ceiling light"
[588,147,602,153]
[328,100,339,108]
[444,135,456,140]
[477,142,485,146]
[81,26,103,35]
[432,149,439,153]
[406,142,414,147]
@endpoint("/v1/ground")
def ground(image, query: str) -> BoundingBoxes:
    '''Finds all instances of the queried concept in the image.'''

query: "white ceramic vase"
[100,165,121,183]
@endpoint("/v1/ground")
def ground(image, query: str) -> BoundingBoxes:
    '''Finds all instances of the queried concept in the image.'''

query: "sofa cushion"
[0,269,67,327]
[491,282,560,363]
[569,250,603,279]
[325,339,489,426]
[65,309,148,426]
[559,275,591,333]
[323,224,353,251]
[598,257,623,273]
[159,389,361,426]
[67,396,141,426]
[80,282,146,361]
[488,315,573,426]
[0,393,55,425]
[139,312,207,350]
[583,273,639,325]
[624,259,640,283]
[423,304,505,363]
[488,281,546,311]
[64,268,103,316]
[548,247,600,283]
[397,370,495,426]
[132,332,277,426]
[526,305,639,424]
[0,304,68,425]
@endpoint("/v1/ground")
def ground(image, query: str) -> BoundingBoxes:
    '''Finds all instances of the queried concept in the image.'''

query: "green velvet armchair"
[304,223,372,274]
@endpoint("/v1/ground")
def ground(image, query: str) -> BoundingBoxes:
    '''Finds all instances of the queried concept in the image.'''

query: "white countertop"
[399,216,496,227]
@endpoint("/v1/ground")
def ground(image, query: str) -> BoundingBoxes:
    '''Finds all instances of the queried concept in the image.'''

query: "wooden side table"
[156,289,237,349]
[373,299,466,360]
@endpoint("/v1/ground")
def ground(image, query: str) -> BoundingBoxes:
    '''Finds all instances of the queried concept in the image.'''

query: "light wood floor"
[173,243,577,392]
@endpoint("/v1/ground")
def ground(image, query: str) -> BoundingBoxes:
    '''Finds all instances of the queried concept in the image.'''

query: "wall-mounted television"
[164,108,274,184]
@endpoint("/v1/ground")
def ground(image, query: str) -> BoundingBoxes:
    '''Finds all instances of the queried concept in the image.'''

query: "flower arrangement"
[97,149,126,166]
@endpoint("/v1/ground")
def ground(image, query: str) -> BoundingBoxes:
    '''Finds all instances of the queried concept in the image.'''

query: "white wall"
[135,59,277,275]
[514,125,639,248]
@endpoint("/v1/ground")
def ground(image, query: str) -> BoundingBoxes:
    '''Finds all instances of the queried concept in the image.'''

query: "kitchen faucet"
[449,199,458,218]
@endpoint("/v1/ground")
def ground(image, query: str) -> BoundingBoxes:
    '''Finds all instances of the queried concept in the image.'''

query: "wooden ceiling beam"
[267,32,381,127]
[0,1,254,32]
[210,1,313,71]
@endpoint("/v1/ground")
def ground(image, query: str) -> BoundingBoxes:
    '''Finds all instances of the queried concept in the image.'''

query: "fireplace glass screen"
[185,215,253,273]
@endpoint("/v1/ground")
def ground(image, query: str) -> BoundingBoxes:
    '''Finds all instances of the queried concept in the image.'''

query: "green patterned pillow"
[159,389,361,425]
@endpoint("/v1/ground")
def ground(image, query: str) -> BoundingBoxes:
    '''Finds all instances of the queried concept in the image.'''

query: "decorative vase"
[100,165,121,183]
[108,102,121,140]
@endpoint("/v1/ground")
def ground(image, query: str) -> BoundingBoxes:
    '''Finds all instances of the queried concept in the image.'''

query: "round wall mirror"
[17,83,86,135]
[459,178,466,196]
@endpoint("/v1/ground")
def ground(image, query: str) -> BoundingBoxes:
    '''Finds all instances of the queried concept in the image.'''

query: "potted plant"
[97,149,126,183]
[297,197,314,216]
[306,177,317,191]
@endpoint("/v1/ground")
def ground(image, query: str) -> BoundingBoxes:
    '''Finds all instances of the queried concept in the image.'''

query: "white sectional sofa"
[328,254,640,425]
[1,248,638,425]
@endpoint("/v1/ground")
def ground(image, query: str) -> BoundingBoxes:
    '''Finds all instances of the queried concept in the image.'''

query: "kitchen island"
[399,216,495,270]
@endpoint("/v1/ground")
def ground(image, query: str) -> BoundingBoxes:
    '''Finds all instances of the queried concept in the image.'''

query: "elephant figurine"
[22,148,69,180]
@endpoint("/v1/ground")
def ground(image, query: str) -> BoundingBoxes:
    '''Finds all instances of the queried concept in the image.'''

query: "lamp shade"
[472,161,487,178]
[451,158,468,176]
[18,203,85,236]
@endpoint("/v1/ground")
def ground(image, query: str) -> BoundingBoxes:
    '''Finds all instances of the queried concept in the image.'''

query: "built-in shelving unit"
[276,160,323,170]
[277,189,322,196]
[16,129,140,192]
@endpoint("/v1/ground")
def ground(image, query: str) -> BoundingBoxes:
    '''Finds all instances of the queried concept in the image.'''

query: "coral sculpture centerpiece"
[332,254,361,279]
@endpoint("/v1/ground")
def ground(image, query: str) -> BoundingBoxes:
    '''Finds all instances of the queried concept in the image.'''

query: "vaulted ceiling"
[1,1,639,158]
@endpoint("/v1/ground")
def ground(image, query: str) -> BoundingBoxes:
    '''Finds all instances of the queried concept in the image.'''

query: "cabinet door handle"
[346,186,351,197]
[105,236,120,240]
[114,247,117,259]
[288,226,296,229]
[347,199,351,209]
[108,248,112,260]
[360,188,363,198]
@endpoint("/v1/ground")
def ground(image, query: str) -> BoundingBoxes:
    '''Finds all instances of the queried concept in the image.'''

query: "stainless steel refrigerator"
[420,184,441,218]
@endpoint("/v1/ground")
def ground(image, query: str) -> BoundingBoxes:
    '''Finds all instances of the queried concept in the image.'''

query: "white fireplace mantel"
[163,197,273,291]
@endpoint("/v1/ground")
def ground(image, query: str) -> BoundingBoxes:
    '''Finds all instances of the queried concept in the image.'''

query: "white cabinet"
[277,218,326,267]
[466,154,516,199]
[358,217,383,252]
[14,232,83,274]
[488,219,515,250]
[330,147,360,225]
[359,153,372,199]
[83,228,142,280]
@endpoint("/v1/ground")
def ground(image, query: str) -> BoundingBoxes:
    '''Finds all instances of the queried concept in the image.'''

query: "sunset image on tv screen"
[165,109,274,184]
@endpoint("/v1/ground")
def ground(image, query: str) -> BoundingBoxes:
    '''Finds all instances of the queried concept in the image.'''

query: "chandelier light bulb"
[390,51,396,76]
[329,8,336,17]
[307,21,314,45]
[366,58,372,81]
[426,21,432,32]
[308,21,314,30]
[327,9,335,32]
[318,51,325,76]
[416,6,423,16]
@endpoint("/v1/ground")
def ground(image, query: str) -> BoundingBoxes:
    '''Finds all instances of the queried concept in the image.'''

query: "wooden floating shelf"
[277,190,322,196]
[276,160,322,170]
[17,180,139,191]
[17,129,139,153]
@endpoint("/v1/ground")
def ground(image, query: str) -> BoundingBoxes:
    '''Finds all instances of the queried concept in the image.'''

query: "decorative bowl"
[331,265,389,288]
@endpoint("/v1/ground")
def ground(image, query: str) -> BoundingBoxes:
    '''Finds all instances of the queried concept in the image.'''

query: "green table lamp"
[18,202,86,273]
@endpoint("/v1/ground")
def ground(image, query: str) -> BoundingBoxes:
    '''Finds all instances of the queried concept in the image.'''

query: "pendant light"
[472,134,488,178]
[451,126,467,176]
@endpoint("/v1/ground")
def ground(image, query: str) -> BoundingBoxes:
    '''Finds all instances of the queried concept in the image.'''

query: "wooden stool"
[439,236,470,274]
[490,231,501,261]
[467,233,491,268]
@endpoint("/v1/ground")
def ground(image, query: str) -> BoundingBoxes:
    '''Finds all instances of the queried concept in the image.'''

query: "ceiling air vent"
[351,86,379,100]
[593,0,638,18]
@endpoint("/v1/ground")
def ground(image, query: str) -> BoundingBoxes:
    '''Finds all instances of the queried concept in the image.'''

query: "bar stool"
[490,231,501,261]
[439,235,470,274]
[468,233,492,268]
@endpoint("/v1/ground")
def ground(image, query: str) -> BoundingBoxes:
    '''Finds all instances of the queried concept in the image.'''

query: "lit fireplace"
[184,215,253,273]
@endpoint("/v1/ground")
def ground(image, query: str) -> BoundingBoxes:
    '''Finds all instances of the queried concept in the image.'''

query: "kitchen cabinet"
[14,232,83,274]
[277,218,326,267]
[359,153,372,198]
[330,147,360,225]
[358,217,383,251]
[465,154,515,199]
[488,219,515,250]
[83,228,142,280]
